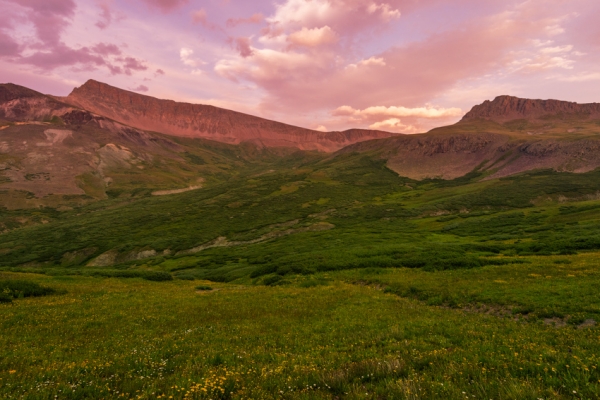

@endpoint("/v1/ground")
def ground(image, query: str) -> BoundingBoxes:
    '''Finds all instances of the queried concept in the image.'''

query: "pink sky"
[1,0,599,133]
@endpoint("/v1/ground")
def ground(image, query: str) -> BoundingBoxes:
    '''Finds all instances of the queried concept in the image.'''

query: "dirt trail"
[152,185,203,196]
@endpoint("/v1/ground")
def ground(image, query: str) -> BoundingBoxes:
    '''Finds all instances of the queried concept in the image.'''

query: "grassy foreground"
[2,265,599,400]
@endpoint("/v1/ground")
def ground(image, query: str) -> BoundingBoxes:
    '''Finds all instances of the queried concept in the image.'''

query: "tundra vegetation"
[2,143,600,399]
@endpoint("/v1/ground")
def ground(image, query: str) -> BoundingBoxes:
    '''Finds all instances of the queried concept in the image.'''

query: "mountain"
[2,81,600,209]
[341,97,600,180]
[61,80,395,152]
[461,95,600,123]
[0,83,302,210]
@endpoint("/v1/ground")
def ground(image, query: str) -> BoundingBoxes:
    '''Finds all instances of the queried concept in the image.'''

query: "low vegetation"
[0,278,58,303]
[2,146,600,398]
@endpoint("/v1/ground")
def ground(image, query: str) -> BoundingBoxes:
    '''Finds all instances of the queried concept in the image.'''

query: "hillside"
[340,102,600,180]
[0,83,316,210]
[62,80,395,152]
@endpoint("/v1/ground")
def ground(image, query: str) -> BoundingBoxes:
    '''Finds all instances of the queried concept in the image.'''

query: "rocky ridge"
[62,80,395,152]
[462,95,600,123]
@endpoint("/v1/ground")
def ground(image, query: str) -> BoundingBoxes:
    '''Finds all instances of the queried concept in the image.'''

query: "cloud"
[558,72,600,82]
[347,56,386,69]
[315,125,328,132]
[359,57,385,67]
[226,13,264,28]
[155,68,165,76]
[129,85,149,92]
[216,0,577,118]
[367,2,401,22]
[332,105,463,120]
[180,47,206,67]
[0,0,148,76]
[95,0,112,29]
[263,0,401,42]
[232,37,254,58]
[191,9,208,25]
[117,56,148,75]
[288,26,338,47]
[0,31,20,57]
[510,44,578,73]
[91,43,121,56]
[7,0,76,46]
[191,9,220,30]
[369,118,418,133]
[139,0,188,13]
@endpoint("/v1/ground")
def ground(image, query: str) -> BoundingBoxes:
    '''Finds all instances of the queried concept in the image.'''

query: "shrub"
[263,275,283,286]
[143,271,173,282]
[195,285,213,291]
[175,274,196,281]
[87,270,173,281]
[0,280,58,303]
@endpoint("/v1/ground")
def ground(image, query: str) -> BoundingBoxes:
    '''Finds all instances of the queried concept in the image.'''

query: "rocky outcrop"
[462,95,600,123]
[62,80,395,152]
[0,84,74,122]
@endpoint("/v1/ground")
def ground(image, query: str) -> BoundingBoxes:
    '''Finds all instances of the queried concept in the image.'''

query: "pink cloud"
[262,0,401,44]
[95,0,112,29]
[91,43,121,56]
[139,0,188,13]
[226,13,264,28]
[333,105,463,120]
[368,118,418,134]
[191,9,208,25]
[217,0,577,119]
[14,0,75,16]
[155,68,165,76]
[21,45,106,70]
[10,0,76,46]
[0,0,148,76]
[116,56,148,75]
[287,26,338,47]
[231,37,254,58]
[0,32,20,56]
[129,84,149,92]
[191,9,221,31]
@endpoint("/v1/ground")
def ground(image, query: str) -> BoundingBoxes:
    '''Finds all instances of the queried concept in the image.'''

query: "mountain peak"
[461,95,600,123]
[63,79,396,152]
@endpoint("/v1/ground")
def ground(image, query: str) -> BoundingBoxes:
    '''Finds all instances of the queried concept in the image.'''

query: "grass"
[1,272,599,399]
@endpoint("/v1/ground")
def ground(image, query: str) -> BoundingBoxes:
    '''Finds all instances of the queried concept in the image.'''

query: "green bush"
[263,275,283,286]
[143,272,173,282]
[87,270,173,281]
[195,285,213,291]
[0,280,58,303]
[175,274,196,281]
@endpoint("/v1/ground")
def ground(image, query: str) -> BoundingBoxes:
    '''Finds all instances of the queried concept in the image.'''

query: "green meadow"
[2,146,600,398]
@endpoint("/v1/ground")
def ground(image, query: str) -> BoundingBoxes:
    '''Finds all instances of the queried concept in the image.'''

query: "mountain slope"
[339,98,600,180]
[62,80,395,152]
[0,83,311,210]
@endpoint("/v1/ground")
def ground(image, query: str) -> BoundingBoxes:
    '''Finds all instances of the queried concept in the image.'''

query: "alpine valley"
[3,80,600,399]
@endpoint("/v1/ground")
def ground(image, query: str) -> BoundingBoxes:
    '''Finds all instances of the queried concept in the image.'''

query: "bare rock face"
[462,95,600,123]
[0,83,74,121]
[63,80,395,152]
